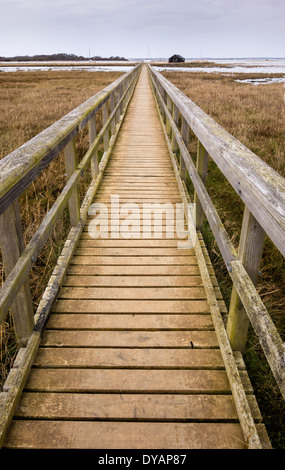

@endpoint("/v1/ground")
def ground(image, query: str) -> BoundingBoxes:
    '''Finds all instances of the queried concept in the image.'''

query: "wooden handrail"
[149,66,285,258]
[0,64,141,217]
[0,63,142,345]
[148,64,285,400]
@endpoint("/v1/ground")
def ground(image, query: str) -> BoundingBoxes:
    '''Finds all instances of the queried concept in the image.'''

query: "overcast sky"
[1,0,284,58]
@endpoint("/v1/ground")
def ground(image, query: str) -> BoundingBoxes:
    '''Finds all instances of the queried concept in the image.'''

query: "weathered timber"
[149,69,264,448]
[0,64,272,450]
[0,201,34,345]
[0,64,141,216]
[194,141,209,230]
[0,64,141,327]
[64,138,80,226]
[88,115,99,177]
[227,208,266,352]
[149,66,285,258]
[0,66,142,449]
[148,64,284,401]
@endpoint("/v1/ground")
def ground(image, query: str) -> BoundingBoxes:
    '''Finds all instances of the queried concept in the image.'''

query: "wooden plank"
[101,177,177,182]
[3,421,246,449]
[46,313,214,330]
[78,237,189,244]
[63,275,204,287]
[96,190,181,196]
[41,330,218,348]
[67,265,202,276]
[14,393,244,420]
[58,286,207,300]
[82,233,189,241]
[52,299,210,314]
[74,248,195,256]
[77,238,193,246]
[70,256,198,265]
[33,348,222,368]
[99,184,179,189]
[24,368,229,393]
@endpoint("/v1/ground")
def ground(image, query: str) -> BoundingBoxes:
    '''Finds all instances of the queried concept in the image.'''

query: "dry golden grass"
[162,71,285,323]
[0,70,123,158]
[0,70,124,388]
[163,71,285,175]
[0,67,284,447]
[163,70,285,448]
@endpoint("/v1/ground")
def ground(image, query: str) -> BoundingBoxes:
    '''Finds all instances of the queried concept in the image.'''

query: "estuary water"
[153,58,285,85]
[1,58,285,84]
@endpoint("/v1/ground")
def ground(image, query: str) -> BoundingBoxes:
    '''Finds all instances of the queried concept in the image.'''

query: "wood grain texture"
[2,65,265,450]
[4,421,246,449]
[149,65,285,258]
[0,69,139,216]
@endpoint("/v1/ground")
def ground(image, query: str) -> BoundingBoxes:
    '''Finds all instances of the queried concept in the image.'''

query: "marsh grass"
[0,67,284,447]
[164,71,285,448]
[0,70,123,388]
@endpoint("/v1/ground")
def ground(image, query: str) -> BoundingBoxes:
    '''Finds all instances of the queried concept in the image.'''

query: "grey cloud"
[0,0,284,57]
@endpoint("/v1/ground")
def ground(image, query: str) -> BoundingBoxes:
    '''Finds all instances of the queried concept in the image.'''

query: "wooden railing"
[0,63,142,348]
[148,64,285,401]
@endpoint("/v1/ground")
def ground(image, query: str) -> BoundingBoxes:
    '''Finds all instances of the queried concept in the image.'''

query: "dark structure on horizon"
[168,54,185,63]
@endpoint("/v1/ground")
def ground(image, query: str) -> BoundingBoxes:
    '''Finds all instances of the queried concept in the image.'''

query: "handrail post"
[115,89,120,125]
[166,95,172,137]
[88,115,99,178]
[194,140,209,230]
[102,101,109,152]
[119,84,124,115]
[163,90,168,124]
[180,117,188,181]
[227,207,266,352]
[64,138,80,227]
[0,200,34,346]
[110,92,116,135]
[171,104,178,153]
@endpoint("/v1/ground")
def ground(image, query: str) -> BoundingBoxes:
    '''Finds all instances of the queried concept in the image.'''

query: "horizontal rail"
[149,66,285,258]
[0,64,140,217]
[148,64,285,401]
[0,63,142,332]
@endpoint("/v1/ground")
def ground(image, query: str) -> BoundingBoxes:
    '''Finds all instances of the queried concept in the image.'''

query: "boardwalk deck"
[2,66,267,449]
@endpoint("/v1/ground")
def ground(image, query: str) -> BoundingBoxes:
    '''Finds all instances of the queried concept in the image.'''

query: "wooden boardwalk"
[3,66,264,449]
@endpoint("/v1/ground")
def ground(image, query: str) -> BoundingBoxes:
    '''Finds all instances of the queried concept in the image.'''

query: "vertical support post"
[110,92,116,135]
[64,138,80,227]
[119,84,124,115]
[88,115,99,178]
[125,77,130,108]
[194,140,209,230]
[166,95,172,137]
[115,89,120,125]
[171,104,178,153]
[180,117,188,181]
[102,101,109,153]
[163,90,167,124]
[157,81,163,116]
[227,207,266,352]
[0,200,34,346]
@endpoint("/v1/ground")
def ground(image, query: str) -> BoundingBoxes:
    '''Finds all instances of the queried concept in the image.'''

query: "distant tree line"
[0,53,128,62]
